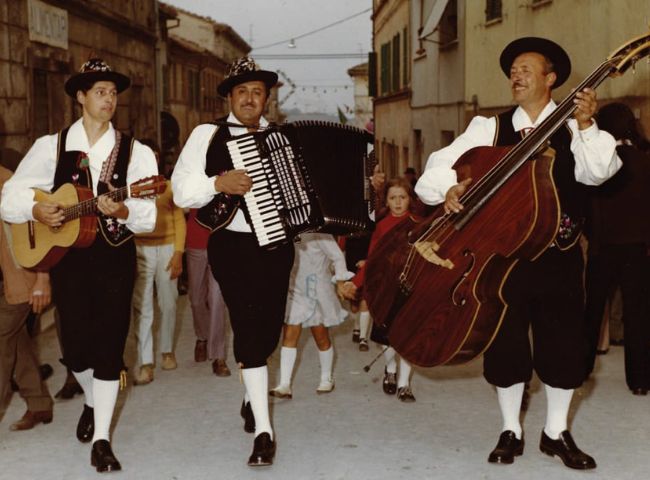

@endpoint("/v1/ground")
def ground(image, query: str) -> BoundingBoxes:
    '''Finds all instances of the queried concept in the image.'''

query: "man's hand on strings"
[98,183,129,219]
[215,169,252,195]
[573,88,597,130]
[33,202,64,227]
[444,178,472,214]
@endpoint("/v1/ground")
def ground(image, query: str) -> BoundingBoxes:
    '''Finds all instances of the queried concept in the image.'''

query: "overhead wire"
[252,7,372,50]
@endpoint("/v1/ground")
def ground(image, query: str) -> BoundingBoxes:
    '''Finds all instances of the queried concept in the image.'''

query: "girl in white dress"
[270,233,352,398]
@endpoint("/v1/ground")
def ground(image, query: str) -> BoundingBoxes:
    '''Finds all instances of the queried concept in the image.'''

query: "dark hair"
[76,78,100,95]
[595,102,647,148]
[383,177,416,211]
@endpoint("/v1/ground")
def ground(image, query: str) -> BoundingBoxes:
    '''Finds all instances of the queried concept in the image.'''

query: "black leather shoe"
[240,400,255,433]
[77,404,94,443]
[382,368,397,395]
[539,430,596,469]
[631,387,648,396]
[247,432,275,466]
[91,440,122,472]
[488,430,524,464]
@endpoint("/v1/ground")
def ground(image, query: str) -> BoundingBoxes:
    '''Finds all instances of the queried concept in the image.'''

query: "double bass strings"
[403,58,617,287]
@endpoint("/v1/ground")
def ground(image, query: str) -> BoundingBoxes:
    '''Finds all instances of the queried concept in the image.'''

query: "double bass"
[364,32,650,368]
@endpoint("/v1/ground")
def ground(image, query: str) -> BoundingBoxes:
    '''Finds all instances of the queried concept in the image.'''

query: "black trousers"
[584,243,650,389]
[483,245,587,389]
[208,229,294,368]
[51,237,135,380]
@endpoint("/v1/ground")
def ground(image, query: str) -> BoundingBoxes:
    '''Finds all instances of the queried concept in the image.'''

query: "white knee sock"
[544,384,573,439]
[359,311,370,340]
[318,346,334,382]
[383,347,397,374]
[496,383,524,439]
[279,346,297,387]
[73,369,94,408]
[351,311,360,330]
[92,379,119,442]
[242,366,272,439]
[397,357,412,388]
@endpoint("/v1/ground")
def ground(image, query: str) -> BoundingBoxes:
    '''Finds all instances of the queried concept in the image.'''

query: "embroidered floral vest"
[53,126,134,246]
[195,118,252,231]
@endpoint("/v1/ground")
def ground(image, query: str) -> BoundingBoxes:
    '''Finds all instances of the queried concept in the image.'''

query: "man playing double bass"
[415,37,620,470]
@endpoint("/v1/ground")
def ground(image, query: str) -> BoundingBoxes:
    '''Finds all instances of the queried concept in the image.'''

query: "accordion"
[198,121,374,248]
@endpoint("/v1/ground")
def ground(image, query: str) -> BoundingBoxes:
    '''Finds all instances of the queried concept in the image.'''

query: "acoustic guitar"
[8,175,166,270]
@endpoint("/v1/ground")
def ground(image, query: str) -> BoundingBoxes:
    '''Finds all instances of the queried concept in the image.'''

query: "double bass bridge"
[414,240,455,269]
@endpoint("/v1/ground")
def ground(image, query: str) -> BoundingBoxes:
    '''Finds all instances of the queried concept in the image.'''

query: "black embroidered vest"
[54,127,135,246]
[196,117,252,231]
[494,108,587,248]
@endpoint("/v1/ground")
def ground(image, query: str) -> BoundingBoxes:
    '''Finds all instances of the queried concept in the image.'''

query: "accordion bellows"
[228,121,375,248]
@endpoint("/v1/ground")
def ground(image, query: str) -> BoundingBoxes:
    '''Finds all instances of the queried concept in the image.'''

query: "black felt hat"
[217,56,278,97]
[499,37,571,89]
[64,58,130,98]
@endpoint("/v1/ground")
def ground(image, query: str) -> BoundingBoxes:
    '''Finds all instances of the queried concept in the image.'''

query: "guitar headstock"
[130,175,167,199]
[608,31,650,76]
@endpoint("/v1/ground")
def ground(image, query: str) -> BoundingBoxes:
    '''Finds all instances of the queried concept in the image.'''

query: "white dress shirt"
[415,101,622,206]
[0,118,158,233]
[171,112,269,232]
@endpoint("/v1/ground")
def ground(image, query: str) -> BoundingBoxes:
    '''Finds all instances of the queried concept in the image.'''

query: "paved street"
[1,294,649,480]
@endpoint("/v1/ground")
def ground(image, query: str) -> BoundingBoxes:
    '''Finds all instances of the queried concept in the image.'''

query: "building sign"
[28,0,68,50]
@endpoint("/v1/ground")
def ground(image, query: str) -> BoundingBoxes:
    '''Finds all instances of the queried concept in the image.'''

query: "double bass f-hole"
[451,249,475,306]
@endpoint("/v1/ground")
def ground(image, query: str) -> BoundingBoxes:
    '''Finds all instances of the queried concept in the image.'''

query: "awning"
[419,0,450,39]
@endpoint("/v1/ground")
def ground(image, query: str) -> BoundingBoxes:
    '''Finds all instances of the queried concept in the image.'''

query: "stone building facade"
[0,0,162,162]
[372,0,412,179]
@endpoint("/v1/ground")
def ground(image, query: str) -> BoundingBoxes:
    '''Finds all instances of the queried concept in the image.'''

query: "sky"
[162,0,373,116]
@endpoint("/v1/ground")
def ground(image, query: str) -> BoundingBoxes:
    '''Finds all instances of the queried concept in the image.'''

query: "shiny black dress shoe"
[91,440,122,472]
[539,430,596,469]
[248,432,275,466]
[631,387,648,396]
[488,430,524,464]
[77,404,94,443]
[240,400,255,433]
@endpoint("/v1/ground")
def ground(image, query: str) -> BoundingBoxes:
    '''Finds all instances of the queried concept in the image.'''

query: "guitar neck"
[62,186,129,221]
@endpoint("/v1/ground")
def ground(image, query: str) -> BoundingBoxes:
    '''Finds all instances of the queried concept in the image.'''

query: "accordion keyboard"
[227,132,311,247]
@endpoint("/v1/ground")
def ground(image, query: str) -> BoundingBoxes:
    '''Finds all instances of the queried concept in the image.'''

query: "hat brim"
[217,70,278,97]
[65,71,131,98]
[499,37,571,89]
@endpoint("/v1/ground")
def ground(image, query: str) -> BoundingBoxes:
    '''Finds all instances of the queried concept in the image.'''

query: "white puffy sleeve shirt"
[1,118,157,233]
[414,101,622,206]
